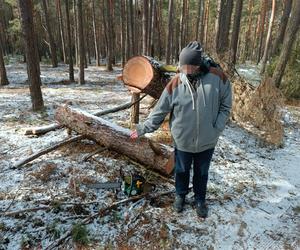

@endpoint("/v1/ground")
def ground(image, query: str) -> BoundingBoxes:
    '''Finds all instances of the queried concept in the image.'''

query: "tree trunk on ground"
[273,0,300,87]
[41,0,58,67]
[19,0,44,111]
[230,0,243,65]
[0,25,9,85]
[65,0,74,82]
[271,0,293,57]
[260,0,276,74]
[56,0,66,63]
[77,0,85,84]
[122,56,172,99]
[55,105,174,175]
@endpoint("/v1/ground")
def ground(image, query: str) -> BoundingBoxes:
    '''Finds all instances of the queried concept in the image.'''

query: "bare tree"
[260,0,276,74]
[0,0,8,86]
[92,0,100,66]
[142,0,148,55]
[257,0,267,63]
[166,0,174,64]
[215,0,233,54]
[65,0,74,81]
[41,0,58,67]
[77,0,85,84]
[271,0,293,56]
[230,0,243,65]
[56,0,66,63]
[0,32,9,85]
[273,0,300,87]
[19,0,44,110]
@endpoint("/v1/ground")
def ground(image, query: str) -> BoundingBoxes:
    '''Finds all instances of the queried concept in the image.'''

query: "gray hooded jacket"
[136,68,232,153]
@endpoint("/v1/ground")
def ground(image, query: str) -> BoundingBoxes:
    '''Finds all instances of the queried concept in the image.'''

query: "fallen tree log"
[24,95,147,136]
[55,105,174,175]
[122,56,174,99]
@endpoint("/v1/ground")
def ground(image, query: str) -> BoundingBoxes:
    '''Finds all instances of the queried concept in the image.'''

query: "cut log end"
[122,56,154,91]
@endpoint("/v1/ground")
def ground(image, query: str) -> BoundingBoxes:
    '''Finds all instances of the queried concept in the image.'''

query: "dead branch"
[81,147,107,162]
[45,189,175,250]
[1,206,50,217]
[14,135,85,168]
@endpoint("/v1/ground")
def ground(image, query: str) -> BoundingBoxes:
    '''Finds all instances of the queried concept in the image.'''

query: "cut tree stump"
[55,105,174,175]
[121,56,173,99]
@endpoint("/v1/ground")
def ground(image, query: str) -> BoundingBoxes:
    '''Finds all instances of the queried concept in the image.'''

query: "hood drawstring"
[180,73,195,110]
[200,78,206,107]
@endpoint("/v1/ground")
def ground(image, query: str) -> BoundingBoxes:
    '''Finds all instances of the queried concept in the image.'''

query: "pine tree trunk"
[103,0,113,71]
[19,0,44,111]
[41,0,58,67]
[120,0,126,66]
[147,0,153,55]
[257,0,267,64]
[142,0,148,55]
[0,32,9,85]
[125,0,131,60]
[271,0,292,57]
[165,0,174,64]
[77,0,85,84]
[65,0,74,81]
[56,0,66,63]
[73,0,78,66]
[230,0,243,65]
[260,0,276,74]
[92,0,100,66]
[215,0,233,55]
[203,0,210,48]
[273,0,300,87]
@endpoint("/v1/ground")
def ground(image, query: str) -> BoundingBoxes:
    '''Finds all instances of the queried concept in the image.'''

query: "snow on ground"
[0,63,299,249]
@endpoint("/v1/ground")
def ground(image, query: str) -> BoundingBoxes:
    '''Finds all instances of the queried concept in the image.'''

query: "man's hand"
[130,130,139,140]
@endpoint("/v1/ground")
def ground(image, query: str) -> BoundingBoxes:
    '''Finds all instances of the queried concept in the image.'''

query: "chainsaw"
[84,174,152,196]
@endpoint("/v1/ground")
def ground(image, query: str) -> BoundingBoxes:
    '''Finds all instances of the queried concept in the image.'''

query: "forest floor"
[0,63,299,250]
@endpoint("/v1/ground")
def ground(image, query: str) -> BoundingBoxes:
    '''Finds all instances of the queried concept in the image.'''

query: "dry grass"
[30,163,57,182]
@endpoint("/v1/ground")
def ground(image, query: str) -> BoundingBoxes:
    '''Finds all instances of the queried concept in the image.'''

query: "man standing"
[130,42,232,218]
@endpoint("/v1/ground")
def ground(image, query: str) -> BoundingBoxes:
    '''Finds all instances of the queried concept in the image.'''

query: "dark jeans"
[175,147,215,202]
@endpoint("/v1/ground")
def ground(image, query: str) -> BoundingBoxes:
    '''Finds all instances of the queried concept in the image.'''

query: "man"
[130,41,232,218]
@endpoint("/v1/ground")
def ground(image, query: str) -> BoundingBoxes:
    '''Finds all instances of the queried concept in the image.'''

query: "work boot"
[195,201,208,218]
[173,195,185,213]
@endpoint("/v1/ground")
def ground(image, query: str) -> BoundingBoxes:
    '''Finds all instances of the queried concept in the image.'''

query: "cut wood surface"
[122,56,172,99]
[55,105,174,175]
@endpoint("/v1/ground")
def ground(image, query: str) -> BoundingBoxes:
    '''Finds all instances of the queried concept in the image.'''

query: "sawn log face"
[55,105,174,175]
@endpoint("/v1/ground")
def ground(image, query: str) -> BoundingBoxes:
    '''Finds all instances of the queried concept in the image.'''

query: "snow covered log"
[121,56,173,99]
[55,105,174,175]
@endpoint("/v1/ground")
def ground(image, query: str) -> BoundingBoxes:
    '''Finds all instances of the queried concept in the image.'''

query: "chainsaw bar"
[85,181,122,190]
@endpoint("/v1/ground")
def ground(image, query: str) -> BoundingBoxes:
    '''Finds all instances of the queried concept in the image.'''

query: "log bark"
[55,105,174,175]
[122,56,172,99]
